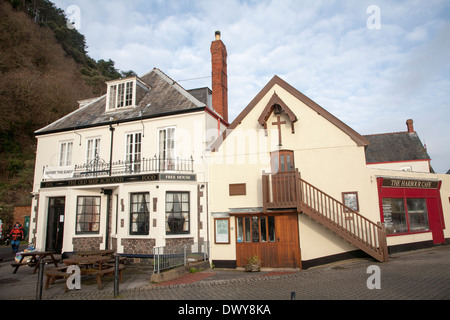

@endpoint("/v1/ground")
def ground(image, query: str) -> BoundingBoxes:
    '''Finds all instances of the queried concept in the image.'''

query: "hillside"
[0,0,134,226]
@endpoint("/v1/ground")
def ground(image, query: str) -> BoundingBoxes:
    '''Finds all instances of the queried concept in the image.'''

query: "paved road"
[115,245,450,301]
[1,245,449,314]
[0,244,27,262]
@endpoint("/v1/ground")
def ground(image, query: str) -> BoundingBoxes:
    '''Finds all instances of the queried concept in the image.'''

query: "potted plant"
[245,255,261,272]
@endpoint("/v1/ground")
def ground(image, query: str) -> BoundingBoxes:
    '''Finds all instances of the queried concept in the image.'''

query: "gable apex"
[257,91,298,130]
[212,75,369,151]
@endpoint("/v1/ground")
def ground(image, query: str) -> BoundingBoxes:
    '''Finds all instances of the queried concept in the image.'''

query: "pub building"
[29,33,229,259]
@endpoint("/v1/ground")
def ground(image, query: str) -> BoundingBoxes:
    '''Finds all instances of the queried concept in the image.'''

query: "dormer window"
[106,77,149,111]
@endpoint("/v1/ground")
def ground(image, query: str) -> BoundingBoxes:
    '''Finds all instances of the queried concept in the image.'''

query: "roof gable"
[212,75,369,151]
[257,92,298,132]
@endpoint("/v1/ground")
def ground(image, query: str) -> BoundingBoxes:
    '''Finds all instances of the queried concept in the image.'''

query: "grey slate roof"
[364,131,430,164]
[35,68,206,135]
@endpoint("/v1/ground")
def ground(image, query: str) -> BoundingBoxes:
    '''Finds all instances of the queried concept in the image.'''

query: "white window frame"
[58,141,73,167]
[85,137,101,165]
[107,80,135,110]
[125,132,142,173]
[158,127,176,172]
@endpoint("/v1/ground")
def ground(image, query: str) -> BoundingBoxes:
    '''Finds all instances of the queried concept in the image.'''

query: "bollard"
[36,259,45,300]
[290,291,296,300]
[114,254,120,297]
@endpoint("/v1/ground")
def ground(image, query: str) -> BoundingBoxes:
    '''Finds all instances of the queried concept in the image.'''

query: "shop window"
[406,199,429,232]
[130,193,150,235]
[76,196,100,234]
[382,198,429,235]
[236,216,275,243]
[165,192,189,234]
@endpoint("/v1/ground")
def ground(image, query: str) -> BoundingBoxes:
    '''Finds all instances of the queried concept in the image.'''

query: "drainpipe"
[102,189,113,250]
[109,124,115,176]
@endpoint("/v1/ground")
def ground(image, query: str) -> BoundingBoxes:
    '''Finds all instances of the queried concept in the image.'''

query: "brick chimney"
[406,119,414,133]
[211,31,228,122]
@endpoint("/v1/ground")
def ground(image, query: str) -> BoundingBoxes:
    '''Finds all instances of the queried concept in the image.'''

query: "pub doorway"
[45,197,65,254]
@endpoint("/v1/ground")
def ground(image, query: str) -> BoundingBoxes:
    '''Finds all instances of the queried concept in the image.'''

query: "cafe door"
[46,197,65,254]
[427,198,445,244]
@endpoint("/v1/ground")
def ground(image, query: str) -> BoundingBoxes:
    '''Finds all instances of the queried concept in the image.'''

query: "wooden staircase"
[262,170,389,262]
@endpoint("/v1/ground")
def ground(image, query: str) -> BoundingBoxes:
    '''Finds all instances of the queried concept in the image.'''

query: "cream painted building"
[208,75,449,269]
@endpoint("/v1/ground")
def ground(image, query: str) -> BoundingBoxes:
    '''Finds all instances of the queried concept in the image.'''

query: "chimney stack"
[211,31,228,122]
[406,119,414,133]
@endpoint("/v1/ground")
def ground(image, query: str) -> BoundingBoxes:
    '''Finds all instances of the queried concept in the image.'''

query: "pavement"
[1,245,449,304]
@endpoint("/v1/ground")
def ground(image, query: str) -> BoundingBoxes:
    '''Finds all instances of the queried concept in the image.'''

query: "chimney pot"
[406,119,414,133]
[211,31,228,123]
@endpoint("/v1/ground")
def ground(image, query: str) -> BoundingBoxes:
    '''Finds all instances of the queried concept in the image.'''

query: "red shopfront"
[377,177,445,245]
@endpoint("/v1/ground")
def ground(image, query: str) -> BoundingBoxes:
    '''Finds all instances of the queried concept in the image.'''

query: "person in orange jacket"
[9,222,24,253]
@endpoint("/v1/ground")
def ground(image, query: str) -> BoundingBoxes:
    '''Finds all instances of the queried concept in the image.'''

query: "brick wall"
[13,206,31,226]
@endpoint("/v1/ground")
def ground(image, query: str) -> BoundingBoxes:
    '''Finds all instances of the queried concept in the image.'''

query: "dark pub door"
[46,197,65,254]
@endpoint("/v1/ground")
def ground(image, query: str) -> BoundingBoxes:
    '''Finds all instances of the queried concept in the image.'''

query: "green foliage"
[0,0,135,211]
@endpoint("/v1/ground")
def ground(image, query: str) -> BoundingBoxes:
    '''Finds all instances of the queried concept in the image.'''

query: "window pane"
[165,192,189,234]
[260,217,267,242]
[272,156,279,173]
[382,198,407,234]
[76,196,101,234]
[130,193,149,235]
[109,84,117,109]
[236,217,243,243]
[280,155,285,172]
[268,216,275,242]
[252,216,259,242]
[117,83,125,107]
[407,198,429,232]
[125,81,133,106]
[244,217,251,242]
[286,155,292,172]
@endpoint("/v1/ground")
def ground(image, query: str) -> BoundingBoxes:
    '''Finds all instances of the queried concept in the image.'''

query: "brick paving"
[155,272,216,286]
[2,245,450,302]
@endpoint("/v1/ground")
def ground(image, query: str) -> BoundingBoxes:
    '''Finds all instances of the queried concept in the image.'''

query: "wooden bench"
[45,266,71,292]
[95,264,125,290]
[11,262,37,273]
[105,256,127,264]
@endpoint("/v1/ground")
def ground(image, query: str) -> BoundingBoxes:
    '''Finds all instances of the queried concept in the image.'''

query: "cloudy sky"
[52,0,450,173]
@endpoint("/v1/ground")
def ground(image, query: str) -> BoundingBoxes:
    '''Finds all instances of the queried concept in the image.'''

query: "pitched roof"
[363,131,430,164]
[211,75,369,151]
[35,68,206,135]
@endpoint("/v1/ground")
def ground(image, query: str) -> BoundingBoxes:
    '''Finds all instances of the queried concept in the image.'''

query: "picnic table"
[63,255,111,271]
[11,251,59,274]
[57,255,124,290]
